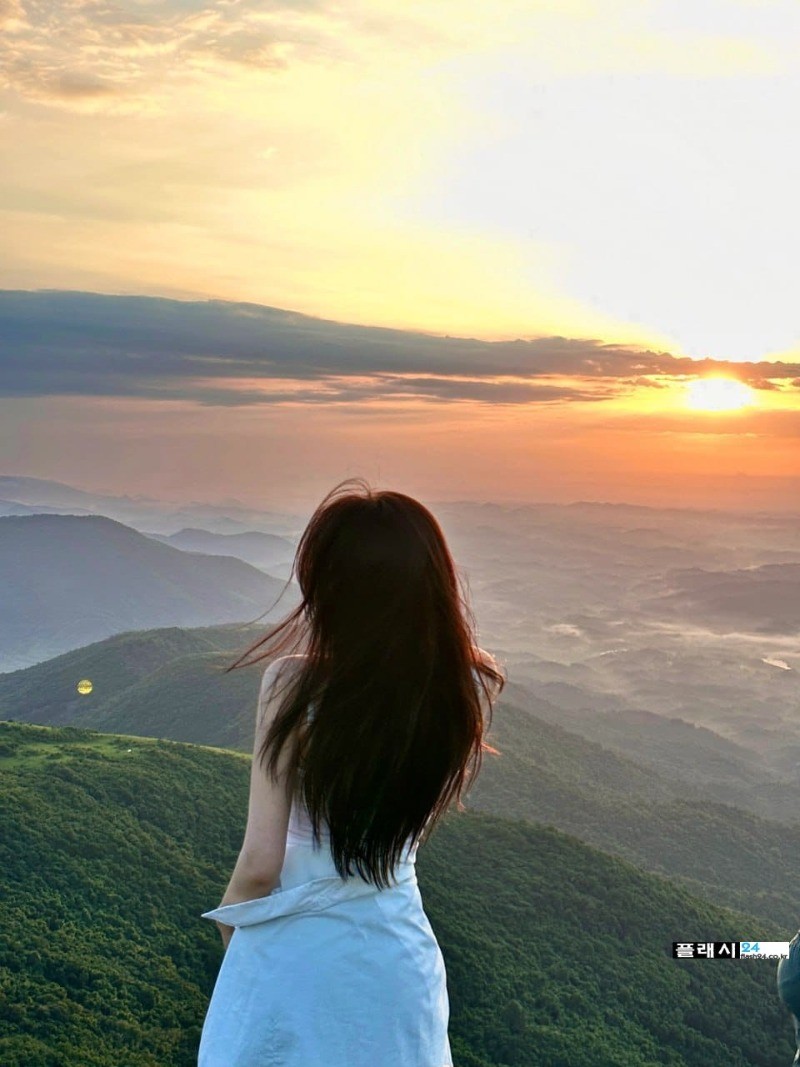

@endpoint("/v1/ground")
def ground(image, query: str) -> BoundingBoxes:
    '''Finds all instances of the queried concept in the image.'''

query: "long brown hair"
[222,477,505,889]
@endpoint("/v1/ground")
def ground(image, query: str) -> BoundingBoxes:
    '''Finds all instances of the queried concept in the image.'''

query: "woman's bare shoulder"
[260,654,307,701]
[269,653,309,674]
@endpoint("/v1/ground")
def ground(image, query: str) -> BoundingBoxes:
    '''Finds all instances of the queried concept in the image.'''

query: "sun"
[684,377,756,412]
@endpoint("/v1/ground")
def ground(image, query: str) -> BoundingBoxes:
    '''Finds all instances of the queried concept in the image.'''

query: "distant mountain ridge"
[0,474,126,509]
[0,514,298,671]
[0,473,305,537]
[143,526,295,572]
[0,498,96,518]
[504,676,800,824]
[642,561,800,634]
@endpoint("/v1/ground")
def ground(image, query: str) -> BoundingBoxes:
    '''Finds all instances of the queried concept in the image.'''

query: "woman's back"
[276,651,491,891]
[279,657,422,889]
[280,755,420,889]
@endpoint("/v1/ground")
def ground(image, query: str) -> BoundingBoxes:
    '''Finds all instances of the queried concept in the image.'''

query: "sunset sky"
[1,0,799,512]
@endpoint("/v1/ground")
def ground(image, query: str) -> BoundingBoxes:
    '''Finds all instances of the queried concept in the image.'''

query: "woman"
[197,477,506,1067]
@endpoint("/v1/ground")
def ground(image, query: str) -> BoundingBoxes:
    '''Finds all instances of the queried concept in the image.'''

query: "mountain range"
[0,514,299,671]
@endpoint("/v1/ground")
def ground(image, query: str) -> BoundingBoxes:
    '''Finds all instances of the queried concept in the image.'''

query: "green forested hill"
[0,721,795,1067]
[467,697,800,929]
[5,627,799,934]
[0,622,265,735]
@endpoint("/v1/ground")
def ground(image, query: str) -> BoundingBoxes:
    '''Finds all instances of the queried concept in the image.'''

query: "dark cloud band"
[0,289,797,408]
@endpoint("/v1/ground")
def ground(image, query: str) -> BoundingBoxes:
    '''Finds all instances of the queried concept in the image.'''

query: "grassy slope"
[1,721,795,1067]
[0,623,264,730]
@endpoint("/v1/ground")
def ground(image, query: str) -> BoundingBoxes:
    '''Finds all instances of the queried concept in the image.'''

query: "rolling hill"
[0,514,298,671]
[0,624,265,741]
[641,562,800,635]
[143,527,295,573]
[466,696,800,929]
[501,676,800,826]
[4,626,800,932]
[1,720,795,1067]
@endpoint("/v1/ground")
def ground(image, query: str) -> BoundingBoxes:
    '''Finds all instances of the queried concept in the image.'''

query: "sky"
[1,0,799,512]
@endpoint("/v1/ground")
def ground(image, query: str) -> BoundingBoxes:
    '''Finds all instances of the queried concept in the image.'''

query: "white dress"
[198,685,453,1067]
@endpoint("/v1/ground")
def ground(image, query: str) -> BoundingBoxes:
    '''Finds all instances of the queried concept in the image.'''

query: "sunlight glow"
[684,377,757,412]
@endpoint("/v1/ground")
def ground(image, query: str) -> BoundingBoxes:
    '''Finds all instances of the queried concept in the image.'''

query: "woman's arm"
[212,852,280,950]
[211,660,293,950]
